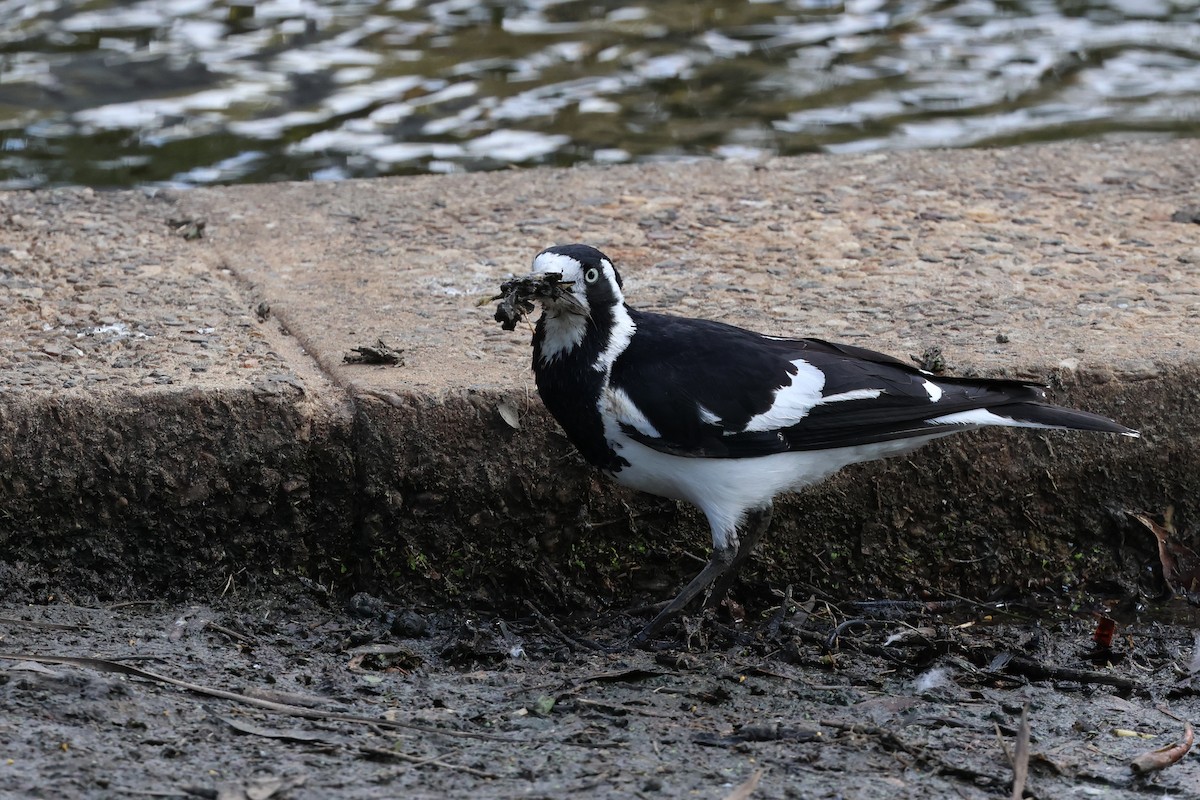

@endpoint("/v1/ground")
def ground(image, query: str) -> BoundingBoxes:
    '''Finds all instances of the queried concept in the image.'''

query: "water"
[1,0,1198,189]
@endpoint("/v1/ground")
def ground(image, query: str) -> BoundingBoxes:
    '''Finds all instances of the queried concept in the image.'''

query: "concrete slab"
[0,187,355,598]
[185,139,1200,390]
[2,140,1199,608]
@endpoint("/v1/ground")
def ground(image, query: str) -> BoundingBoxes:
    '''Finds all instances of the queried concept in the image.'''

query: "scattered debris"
[346,644,423,673]
[696,723,821,747]
[0,652,516,741]
[911,346,947,373]
[481,271,576,330]
[1170,206,1200,224]
[985,652,1140,691]
[213,773,307,800]
[4,596,1200,797]
[359,745,501,779]
[167,217,206,240]
[344,339,405,366]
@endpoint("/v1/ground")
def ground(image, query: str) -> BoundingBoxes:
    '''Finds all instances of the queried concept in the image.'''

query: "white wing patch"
[926,408,1057,430]
[697,404,723,426]
[819,388,884,404]
[922,380,944,403]
[743,358,825,433]
[603,385,662,439]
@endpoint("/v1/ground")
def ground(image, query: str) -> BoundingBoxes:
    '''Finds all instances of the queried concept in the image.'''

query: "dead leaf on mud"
[1131,508,1200,595]
[497,401,521,430]
[578,667,665,684]
[217,714,340,745]
[347,644,423,673]
[216,773,307,800]
[722,768,764,800]
[239,686,337,709]
[1130,719,1195,774]
[696,723,821,747]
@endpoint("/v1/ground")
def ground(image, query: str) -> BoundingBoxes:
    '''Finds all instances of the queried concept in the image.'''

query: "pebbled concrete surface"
[2,139,1199,608]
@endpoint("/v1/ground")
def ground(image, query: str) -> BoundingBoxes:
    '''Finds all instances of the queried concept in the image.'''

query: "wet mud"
[3,583,1198,799]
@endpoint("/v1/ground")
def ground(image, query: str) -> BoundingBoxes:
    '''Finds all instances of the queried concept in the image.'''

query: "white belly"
[608,431,945,549]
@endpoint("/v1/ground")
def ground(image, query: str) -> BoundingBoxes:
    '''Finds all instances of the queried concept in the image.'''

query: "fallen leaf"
[218,715,337,744]
[498,402,521,430]
[216,774,307,800]
[723,768,764,800]
[1131,721,1194,774]
[1132,509,1200,595]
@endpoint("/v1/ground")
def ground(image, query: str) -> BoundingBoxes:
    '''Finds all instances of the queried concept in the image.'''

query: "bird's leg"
[633,545,735,646]
[633,504,774,646]
[705,503,773,609]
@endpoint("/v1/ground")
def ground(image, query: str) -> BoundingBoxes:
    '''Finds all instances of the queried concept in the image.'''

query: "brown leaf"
[1130,720,1194,774]
[723,768,764,800]
[1132,509,1200,595]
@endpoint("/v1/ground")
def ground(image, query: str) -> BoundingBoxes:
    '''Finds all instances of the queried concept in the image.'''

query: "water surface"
[1,0,1198,188]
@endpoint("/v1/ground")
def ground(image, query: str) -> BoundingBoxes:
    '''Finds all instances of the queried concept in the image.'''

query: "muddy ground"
[2,581,1198,800]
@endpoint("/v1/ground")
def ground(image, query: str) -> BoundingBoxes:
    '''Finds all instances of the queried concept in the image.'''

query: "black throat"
[531,306,630,473]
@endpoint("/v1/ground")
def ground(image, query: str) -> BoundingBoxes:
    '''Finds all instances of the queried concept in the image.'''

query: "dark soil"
[3,582,1198,799]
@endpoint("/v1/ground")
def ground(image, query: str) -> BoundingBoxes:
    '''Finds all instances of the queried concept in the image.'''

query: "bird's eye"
[584,267,600,284]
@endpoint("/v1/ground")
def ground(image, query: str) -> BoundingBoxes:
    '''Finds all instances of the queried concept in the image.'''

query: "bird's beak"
[551,285,589,317]
[522,271,588,317]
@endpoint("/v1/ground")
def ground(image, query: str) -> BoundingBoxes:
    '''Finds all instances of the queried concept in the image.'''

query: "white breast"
[603,426,947,550]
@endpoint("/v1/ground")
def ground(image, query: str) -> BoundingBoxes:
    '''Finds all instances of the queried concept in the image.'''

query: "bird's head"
[530,244,625,319]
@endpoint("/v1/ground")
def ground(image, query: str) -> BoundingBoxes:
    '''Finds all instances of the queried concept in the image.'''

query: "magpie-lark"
[513,243,1138,644]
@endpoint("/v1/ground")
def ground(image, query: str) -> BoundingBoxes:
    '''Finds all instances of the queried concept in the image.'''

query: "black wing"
[608,310,1127,458]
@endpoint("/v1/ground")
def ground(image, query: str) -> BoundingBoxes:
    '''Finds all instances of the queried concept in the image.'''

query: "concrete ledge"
[2,140,1198,606]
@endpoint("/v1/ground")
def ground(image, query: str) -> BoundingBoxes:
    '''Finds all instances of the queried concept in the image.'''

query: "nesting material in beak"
[484,271,579,330]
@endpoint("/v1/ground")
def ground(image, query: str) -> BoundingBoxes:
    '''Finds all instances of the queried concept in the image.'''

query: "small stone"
[1170,206,1200,224]
[390,609,429,638]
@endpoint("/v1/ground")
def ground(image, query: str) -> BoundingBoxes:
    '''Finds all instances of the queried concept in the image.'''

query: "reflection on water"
[1,0,1198,188]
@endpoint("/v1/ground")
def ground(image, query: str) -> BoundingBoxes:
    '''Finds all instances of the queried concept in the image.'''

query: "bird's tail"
[972,402,1139,437]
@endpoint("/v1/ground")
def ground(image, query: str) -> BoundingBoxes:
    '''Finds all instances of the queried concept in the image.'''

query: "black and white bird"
[516,244,1138,643]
